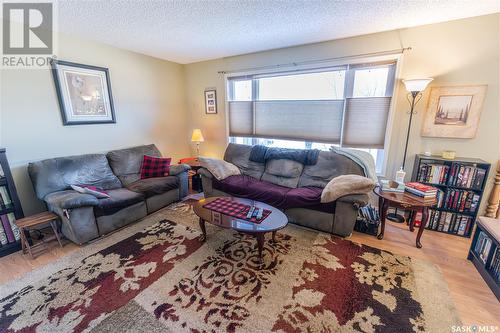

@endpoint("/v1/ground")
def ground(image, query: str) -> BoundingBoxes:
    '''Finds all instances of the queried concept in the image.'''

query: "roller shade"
[342,97,391,149]
[254,100,344,143]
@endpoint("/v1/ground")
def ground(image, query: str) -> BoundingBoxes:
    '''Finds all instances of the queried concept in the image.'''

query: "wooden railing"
[485,161,500,218]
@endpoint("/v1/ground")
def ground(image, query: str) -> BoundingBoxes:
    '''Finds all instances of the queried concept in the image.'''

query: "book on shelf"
[426,209,473,236]
[0,213,20,245]
[379,179,405,193]
[475,231,493,264]
[447,164,487,189]
[417,163,450,184]
[417,162,487,190]
[0,186,11,206]
[436,189,480,214]
[490,248,500,282]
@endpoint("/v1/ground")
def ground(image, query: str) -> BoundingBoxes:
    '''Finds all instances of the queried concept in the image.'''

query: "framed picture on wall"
[205,89,217,114]
[51,59,116,125]
[421,85,487,138]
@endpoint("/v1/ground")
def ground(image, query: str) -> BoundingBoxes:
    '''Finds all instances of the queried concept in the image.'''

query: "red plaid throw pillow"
[140,155,171,179]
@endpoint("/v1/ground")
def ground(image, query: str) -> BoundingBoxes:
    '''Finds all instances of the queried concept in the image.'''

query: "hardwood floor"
[350,221,500,327]
[0,218,498,328]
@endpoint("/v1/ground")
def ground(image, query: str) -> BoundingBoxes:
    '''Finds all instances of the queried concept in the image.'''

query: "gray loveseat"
[28,144,189,244]
[199,143,369,237]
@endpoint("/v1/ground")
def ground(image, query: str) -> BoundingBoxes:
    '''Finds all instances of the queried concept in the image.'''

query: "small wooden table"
[373,186,437,248]
[179,157,203,192]
[15,211,63,258]
[192,197,288,261]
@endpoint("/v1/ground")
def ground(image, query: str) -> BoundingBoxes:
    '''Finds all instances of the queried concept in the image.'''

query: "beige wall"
[1,14,499,216]
[185,14,500,211]
[0,33,190,215]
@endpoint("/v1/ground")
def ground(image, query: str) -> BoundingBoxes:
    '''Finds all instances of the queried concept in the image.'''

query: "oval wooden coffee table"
[192,196,288,261]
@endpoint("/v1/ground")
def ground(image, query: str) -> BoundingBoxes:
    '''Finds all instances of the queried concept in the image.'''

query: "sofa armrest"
[169,164,190,198]
[197,167,213,179]
[169,164,190,176]
[336,194,369,207]
[44,190,99,209]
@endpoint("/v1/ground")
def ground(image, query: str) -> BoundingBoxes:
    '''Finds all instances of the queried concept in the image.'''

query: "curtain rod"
[217,47,411,75]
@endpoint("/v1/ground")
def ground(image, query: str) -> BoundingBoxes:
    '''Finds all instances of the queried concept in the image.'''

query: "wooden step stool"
[15,212,63,258]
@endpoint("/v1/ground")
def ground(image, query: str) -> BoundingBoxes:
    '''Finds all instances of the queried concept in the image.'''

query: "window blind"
[227,60,396,147]
[342,97,391,149]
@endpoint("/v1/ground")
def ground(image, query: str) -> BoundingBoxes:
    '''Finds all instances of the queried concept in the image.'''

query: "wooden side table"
[15,211,63,258]
[179,157,203,192]
[373,186,437,248]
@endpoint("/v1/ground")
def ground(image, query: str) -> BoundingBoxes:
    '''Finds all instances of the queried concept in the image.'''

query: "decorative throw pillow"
[198,157,241,181]
[321,174,375,203]
[140,155,171,179]
[71,184,110,199]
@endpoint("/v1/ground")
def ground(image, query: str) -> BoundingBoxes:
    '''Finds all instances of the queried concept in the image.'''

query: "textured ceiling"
[57,0,499,64]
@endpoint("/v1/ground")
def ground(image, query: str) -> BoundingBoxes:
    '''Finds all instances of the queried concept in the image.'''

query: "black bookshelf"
[468,218,500,301]
[411,154,490,238]
[0,148,25,257]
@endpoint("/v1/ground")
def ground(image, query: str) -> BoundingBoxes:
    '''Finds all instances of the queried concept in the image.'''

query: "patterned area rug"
[0,203,460,332]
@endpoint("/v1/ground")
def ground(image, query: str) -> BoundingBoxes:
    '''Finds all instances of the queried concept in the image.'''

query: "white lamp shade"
[402,78,433,92]
[191,129,204,142]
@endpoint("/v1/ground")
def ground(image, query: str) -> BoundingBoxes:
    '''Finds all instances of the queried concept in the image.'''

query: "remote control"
[256,208,263,220]
[246,206,255,219]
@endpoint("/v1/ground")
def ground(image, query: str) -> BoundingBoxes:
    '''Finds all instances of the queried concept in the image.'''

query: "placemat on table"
[202,198,271,223]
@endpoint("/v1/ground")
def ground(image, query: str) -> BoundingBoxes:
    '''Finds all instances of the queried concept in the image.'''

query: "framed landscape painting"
[421,85,487,138]
[51,60,116,125]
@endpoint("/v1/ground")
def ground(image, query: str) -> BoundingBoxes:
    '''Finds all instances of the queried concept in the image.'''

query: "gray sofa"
[199,143,369,237]
[28,144,189,244]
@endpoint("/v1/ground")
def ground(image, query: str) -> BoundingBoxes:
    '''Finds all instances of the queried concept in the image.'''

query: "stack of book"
[404,182,437,200]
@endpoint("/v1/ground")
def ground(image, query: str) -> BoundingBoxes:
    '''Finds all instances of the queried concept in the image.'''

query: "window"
[227,61,396,174]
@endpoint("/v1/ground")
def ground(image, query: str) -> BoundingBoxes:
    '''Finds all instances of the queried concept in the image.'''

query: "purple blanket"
[212,175,334,214]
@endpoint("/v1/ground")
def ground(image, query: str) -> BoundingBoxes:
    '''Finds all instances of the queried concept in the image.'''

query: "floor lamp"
[386,78,433,223]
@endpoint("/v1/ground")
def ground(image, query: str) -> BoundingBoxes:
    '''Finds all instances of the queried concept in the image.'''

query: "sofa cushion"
[94,188,145,217]
[212,175,334,213]
[265,159,304,178]
[44,190,100,209]
[28,154,122,200]
[223,143,266,180]
[126,176,178,198]
[261,159,304,188]
[198,157,241,180]
[106,144,161,186]
[298,150,365,188]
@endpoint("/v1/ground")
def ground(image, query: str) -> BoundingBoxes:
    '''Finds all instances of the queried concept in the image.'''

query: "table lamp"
[191,129,204,157]
[387,78,433,223]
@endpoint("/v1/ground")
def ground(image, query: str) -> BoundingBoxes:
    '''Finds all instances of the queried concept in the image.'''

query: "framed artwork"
[51,59,116,125]
[421,85,487,138]
[205,89,217,114]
